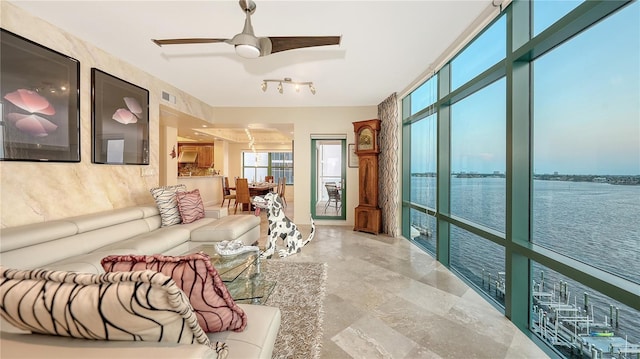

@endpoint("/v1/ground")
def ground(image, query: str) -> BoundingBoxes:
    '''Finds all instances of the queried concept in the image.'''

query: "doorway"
[311,139,346,220]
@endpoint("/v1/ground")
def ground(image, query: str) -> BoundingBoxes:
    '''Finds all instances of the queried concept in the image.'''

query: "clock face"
[358,128,374,151]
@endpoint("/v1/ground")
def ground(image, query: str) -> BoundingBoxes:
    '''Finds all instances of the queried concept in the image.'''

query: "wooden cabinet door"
[197,145,214,167]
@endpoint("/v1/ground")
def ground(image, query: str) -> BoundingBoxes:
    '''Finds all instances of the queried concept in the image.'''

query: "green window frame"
[401,1,639,357]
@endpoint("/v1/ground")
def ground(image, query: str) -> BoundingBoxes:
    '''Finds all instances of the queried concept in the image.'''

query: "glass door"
[311,139,346,220]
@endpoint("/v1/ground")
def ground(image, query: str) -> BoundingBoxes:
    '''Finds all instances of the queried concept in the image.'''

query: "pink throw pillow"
[176,189,205,224]
[101,253,247,333]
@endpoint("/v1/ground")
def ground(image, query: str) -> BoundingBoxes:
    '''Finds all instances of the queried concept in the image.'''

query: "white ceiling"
[160,105,294,143]
[9,0,492,143]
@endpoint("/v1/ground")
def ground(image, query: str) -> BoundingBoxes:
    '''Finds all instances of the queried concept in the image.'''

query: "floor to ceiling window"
[531,1,639,286]
[401,1,639,358]
[409,103,437,253]
[450,78,506,234]
[450,15,506,91]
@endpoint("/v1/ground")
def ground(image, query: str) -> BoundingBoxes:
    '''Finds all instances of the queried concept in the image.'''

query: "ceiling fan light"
[261,81,267,92]
[277,82,283,94]
[235,44,260,59]
[295,84,300,92]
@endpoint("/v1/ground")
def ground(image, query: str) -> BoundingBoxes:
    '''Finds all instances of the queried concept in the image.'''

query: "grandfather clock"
[353,119,381,234]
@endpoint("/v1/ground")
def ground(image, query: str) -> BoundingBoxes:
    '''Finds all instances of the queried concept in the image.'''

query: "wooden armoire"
[353,119,381,234]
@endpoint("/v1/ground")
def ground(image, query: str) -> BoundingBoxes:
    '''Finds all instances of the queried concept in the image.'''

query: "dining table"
[229,182,278,211]
[248,182,278,196]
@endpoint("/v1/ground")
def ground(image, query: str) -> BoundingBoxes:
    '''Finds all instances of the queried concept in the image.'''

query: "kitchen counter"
[177,175,222,206]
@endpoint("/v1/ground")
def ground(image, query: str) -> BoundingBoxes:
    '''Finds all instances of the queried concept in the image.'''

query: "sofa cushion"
[208,304,281,359]
[0,333,223,359]
[94,224,193,255]
[0,267,227,358]
[191,215,261,242]
[139,204,161,218]
[0,220,77,252]
[176,189,205,224]
[0,219,150,271]
[101,253,247,333]
[42,248,144,274]
[150,184,187,227]
[70,207,146,233]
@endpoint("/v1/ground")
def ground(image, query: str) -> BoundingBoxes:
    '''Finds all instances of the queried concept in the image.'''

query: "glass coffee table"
[189,245,275,304]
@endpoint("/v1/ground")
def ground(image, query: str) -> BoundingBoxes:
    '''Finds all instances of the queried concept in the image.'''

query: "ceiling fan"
[152,0,341,59]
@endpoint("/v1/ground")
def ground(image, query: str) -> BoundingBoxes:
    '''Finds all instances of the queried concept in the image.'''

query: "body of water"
[409,176,640,349]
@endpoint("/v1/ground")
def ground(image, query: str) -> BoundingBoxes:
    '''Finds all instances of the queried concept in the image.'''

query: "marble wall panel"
[0,2,214,227]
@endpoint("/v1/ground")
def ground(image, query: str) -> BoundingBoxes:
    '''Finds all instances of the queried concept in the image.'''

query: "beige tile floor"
[250,202,550,359]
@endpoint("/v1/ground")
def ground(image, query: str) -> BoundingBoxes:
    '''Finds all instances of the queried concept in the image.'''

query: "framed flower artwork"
[0,29,80,162]
[91,68,149,165]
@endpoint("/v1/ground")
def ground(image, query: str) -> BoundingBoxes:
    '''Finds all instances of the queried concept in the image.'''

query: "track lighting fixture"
[261,77,316,95]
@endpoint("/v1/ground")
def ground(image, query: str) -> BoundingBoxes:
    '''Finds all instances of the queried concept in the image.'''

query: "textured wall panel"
[377,93,399,237]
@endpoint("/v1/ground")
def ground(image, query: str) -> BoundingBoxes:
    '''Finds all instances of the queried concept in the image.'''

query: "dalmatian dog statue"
[252,192,315,258]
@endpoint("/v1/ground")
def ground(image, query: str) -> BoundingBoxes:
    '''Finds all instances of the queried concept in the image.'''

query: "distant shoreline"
[410,173,640,185]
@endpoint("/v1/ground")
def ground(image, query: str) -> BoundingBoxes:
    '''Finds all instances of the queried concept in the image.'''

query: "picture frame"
[348,143,359,168]
[91,68,149,165]
[0,29,80,162]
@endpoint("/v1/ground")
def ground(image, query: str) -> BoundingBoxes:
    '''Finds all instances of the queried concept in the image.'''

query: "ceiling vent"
[161,91,176,104]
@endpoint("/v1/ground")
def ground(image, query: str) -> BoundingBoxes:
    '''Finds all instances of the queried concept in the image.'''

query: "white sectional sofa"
[0,205,280,359]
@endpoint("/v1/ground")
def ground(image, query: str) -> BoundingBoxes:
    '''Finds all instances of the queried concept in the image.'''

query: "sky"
[409,1,639,176]
[452,79,506,174]
[532,1,639,175]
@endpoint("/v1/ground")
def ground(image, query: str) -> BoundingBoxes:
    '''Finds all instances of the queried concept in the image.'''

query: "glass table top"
[189,244,275,304]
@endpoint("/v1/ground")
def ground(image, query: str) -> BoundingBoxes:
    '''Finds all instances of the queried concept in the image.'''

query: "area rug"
[261,261,327,359]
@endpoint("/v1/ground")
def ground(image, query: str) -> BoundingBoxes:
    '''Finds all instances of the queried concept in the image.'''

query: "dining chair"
[234,178,251,214]
[324,183,341,213]
[277,177,287,207]
[221,176,236,208]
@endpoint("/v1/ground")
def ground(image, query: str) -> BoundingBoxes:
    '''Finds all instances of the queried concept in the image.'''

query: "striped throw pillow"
[150,184,186,226]
[0,266,228,358]
[176,189,205,224]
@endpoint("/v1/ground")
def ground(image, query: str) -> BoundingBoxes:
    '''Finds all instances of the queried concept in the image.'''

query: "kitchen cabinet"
[178,143,214,168]
[197,145,214,168]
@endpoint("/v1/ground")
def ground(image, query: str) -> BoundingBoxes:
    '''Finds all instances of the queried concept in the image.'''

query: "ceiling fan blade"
[267,36,341,54]
[152,38,229,47]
